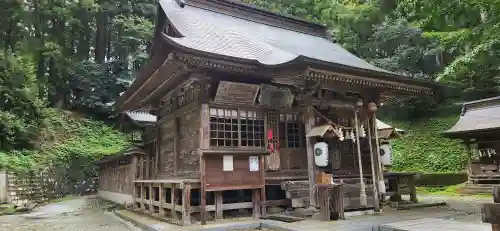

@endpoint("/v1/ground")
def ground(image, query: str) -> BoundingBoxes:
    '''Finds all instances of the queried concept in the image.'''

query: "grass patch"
[0,204,16,216]
[417,184,492,198]
[48,195,76,203]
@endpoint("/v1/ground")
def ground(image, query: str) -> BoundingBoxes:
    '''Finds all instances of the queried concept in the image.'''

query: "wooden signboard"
[214,81,260,105]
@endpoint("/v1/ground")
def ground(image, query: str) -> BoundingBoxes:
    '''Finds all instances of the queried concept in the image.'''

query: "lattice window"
[209,108,265,148]
[279,113,301,148]
[240,110,265,147]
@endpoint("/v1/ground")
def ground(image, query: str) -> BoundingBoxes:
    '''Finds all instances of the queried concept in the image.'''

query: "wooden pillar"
[260,156,267,216]
[372,113,385,201]
[367,116,380,212]
[149,183,154,214]
[140,183,145,211]
[171,186,178,220]
[304,107,317,207]
[354,109,367,207]
[199,104,209,225]
[181,183,192,225]
[466,140,473,181]
[252,189,261,219]
[482,186,500,231]
[215,191,223,220]
[173,117,179,173]
[159,184,165,217]
[131,156,138,208]
[139,156,144,180]
[200,159,207,225]
[408,175,418,203]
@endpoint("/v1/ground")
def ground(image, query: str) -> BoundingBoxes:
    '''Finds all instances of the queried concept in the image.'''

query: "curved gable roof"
[159,0,393,73]
[443,96,500,137]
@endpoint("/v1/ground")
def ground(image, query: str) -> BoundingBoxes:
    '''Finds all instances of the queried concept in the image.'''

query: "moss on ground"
[416,184,492,198]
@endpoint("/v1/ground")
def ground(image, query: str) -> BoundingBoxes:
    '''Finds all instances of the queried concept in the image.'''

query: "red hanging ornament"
[267,129,274,153]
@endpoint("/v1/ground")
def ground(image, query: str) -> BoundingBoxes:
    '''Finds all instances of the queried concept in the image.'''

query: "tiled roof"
[444,96,500,136]
[159,0,393,73]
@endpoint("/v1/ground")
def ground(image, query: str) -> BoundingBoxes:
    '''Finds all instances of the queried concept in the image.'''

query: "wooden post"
[159,184,165,217]
[252,189,261,219]
[367,116,380,212]
[139,156,144,180]
[372,113,385,203]
[200,157,207,225]
[140,183,145,211]
[199,104,209,225]
[215,191,223,220]
[260,156,267,216]
[317,185,330,221]
[354,109,367,207]
[466,140,473,180]
[482,186,500,231]
[304,107,317,207]
[334,184,345,220]
[408,175,418,203]
[181,183,192,225]
[149,183,154,214]
[171,186,178,220]
[131,156,138,208]
[155,118,160,178]
[173,117,179,173]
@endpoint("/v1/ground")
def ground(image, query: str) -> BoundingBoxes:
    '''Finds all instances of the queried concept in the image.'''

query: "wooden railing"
[131,180,279,226]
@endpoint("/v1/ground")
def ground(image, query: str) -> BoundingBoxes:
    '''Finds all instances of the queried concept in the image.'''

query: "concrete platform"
[114,207,489,231]
[379,218,490,231]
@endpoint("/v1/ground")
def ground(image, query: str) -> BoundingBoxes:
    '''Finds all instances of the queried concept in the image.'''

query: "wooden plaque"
[258,84,294,108]
[214,81,260,105]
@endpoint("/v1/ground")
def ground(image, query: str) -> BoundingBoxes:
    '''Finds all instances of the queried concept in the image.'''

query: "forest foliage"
[1,0,499,173]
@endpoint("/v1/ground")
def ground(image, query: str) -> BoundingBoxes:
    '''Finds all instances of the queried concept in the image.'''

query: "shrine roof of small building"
[124,110,157,123]
[443,96,500,138]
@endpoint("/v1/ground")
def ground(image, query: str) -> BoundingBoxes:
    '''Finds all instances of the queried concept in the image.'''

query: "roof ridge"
[182,0,328,37]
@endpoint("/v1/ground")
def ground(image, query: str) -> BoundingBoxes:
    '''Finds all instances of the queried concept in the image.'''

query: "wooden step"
[291,197,310,208]
[281,181,309,191]
[286,189,310,199]
[462,183,497,194]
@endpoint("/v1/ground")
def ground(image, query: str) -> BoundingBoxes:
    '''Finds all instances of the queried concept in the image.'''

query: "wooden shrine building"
[112,0,439,225]
[443,96,500,193]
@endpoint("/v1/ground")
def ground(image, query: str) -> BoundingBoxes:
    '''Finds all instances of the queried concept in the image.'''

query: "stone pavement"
[0,196,141,231]
[379,218,489,231]
[115,206,490,231]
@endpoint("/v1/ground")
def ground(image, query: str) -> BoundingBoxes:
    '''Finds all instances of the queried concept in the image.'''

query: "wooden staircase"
[462,183,497,195]
[281,181,311,208]
[281,179,375,210]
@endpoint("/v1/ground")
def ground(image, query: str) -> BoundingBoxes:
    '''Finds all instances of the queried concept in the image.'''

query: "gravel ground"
[402,194,493,223]
[0,196,142,231]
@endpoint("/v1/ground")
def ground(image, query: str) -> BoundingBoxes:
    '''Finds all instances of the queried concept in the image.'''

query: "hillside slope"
[0,109,129,174]
[388,115,468,173]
